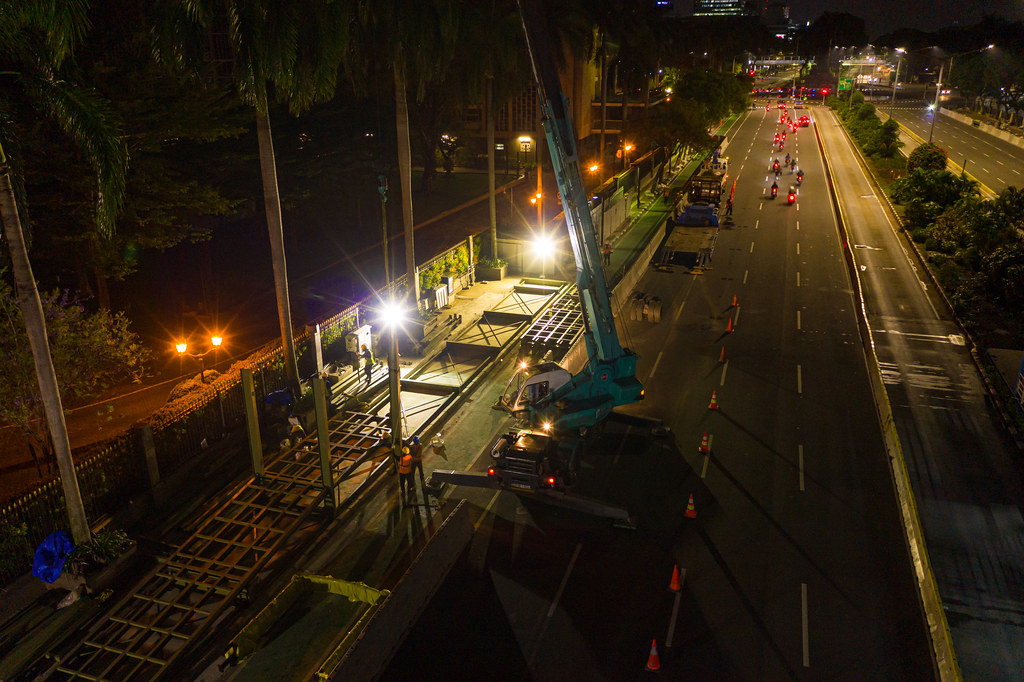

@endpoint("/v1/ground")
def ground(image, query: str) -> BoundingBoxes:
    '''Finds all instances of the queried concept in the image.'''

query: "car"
[798,115,810,127]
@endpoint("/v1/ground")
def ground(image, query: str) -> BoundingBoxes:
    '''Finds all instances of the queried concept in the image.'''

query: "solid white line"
[798,444,805,492]
[750,241,755,253]
[648,351,664,381]
[547,543,582,618]
[796,309,802,330]
[796,243,800,255]
[801,583,810,667]
[665,574,685,647]
[743,269,749,284]
[796,272,801,287]
[720,360,729,387]
[797,364,802,395]
[733,306,741,326]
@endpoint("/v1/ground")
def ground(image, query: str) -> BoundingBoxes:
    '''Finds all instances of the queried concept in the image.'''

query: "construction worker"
[398,446,414,498]
[725,198,733,216]
[602,242,612,267]
[407,435,424,481]
[360,344,373,386]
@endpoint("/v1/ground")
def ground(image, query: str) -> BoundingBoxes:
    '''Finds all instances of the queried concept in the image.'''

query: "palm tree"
[0,1,130,543]
[154,1,351,397]
[349,0,459,308]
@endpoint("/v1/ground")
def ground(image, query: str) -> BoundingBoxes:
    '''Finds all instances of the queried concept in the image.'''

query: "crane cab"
[500,361,572,418]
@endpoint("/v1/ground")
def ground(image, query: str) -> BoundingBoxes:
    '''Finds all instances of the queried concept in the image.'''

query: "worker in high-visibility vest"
[398,446,413,498]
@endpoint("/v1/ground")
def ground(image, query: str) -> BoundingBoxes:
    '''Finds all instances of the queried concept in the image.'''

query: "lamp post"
[378,299,405,450]
[928,45,994,143]
[533,234,554,279]
[891,48,905,105]
[176,335,223,383]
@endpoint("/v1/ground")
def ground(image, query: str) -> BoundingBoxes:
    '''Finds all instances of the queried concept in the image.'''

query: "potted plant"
[476,256,507,281]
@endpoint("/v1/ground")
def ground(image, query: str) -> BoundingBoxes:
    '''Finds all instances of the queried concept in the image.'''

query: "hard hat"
[402,446,410,454]
[412,436,419,444]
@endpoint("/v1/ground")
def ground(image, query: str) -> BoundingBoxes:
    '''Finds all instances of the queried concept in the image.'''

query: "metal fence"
[0,235,481,587]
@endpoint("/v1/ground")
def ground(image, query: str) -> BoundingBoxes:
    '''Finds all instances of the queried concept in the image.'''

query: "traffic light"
[822,87,830,95]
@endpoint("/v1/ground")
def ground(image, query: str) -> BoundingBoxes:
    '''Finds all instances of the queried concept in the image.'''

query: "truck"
[687,172,724,205]
[429,0,645,524]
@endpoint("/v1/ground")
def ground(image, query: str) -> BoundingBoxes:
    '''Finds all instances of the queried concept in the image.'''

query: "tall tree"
[154,0,352,396]
[0,0,129,543]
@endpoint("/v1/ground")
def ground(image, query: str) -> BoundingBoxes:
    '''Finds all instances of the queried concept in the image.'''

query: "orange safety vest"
[398,454,413,474]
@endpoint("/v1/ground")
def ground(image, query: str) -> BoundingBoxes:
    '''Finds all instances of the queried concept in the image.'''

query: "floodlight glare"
[380,299,407,328]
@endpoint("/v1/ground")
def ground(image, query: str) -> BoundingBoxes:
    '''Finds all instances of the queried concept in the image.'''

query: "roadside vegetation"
[826,93,1024,350]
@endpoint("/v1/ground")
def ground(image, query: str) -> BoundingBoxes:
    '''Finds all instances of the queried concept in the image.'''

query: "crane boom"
[510,0,643,431]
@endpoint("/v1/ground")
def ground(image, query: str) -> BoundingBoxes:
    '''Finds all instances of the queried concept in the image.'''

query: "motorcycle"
[770,183,778,199]
[787,187,796,205]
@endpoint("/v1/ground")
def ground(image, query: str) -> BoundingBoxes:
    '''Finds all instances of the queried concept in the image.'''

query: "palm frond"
[23,73,127,237]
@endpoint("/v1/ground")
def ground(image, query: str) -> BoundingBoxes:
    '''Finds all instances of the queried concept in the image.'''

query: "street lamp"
[891,48,905,104]
[533,234,554,279]
[377,298,406,449]
[175,335,223,383]
[929,44,995,142]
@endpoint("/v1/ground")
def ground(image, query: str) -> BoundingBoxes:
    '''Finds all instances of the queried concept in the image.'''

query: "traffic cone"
[685,493,697,518]
[645,639,662,672]
[726,317,734,333]
[699,432,710,453]
[708,391,719,410]
[669,565,682,592]
[732,293,738,307]
[719,346,726,363]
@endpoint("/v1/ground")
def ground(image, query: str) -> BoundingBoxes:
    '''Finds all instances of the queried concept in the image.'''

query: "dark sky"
[787,0,1024,38]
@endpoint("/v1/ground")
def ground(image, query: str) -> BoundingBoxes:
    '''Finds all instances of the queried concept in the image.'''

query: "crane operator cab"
[500,361,572,420]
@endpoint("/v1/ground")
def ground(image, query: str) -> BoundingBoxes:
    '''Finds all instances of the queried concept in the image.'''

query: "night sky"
[785,0,1024,38]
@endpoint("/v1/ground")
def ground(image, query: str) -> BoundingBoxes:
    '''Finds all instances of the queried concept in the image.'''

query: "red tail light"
[487,467,496,476]
[547,477,556,485]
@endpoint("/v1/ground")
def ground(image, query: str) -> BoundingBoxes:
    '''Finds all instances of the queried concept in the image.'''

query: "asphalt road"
[818,107,1024,682]
[879,103,1024,195]
[384,106,934,680]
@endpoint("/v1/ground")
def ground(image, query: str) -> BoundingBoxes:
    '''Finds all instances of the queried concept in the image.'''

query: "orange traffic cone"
[645,639,662,672]
[726,317,734,333]
[732,293,738,307]
[699,432,710,453]
[669,565,682,592]
[685,493,697,518]
[708,391,719,410]
[719,346,726,363]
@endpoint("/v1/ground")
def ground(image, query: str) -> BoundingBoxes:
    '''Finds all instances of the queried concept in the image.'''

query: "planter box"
[476,264,507,281]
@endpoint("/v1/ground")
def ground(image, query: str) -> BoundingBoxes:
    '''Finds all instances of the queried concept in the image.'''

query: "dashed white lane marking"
[720,360,729,387]
[755,219,759,230]
[798,444,805,491]
[796,220,800,231]
[743,269,749,284]
[665,569,686,647]
[797,364,803,394]
[733,306,741,326]
[796,272,801,287]
[546,543,582,618]
[801,583,810,667]
[796,243,800,255]
[648,351,664,381]
[750,241,755,253]
[796,310,802,330]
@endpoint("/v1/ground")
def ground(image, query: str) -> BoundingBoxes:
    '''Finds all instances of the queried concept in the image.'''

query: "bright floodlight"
[379,299,407,328]
[928,104,935,110]
[533,234,554,257]
[211,335,223,347]
[895,47,906,53]
[589,164,599,172]
[175,342,188,354]
[988,44,995,49]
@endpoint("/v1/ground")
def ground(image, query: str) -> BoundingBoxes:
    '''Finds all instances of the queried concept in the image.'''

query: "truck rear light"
[487,467,496,476]
[547,477,556,486]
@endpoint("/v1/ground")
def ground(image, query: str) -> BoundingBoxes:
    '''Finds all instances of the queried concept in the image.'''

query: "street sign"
[838,77,852,91]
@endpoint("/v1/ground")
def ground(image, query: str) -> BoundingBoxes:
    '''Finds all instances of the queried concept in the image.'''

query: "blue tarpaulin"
[32,531,75,584]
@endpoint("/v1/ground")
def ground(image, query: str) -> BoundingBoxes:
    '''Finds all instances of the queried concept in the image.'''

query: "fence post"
[240,368,264,478]
[137,424,160,488]
[217,389,227,437]
[312,323,324,374]
[466,236,475,285]
[313,376,335,514]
